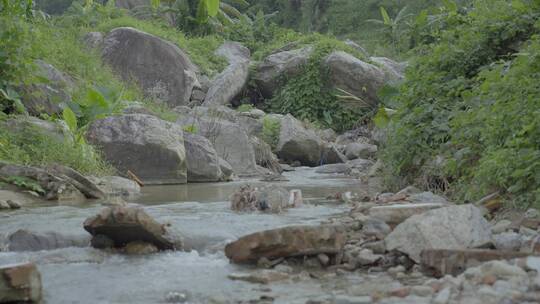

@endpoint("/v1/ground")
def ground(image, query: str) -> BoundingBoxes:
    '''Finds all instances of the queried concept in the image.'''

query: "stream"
[0,168,396,304]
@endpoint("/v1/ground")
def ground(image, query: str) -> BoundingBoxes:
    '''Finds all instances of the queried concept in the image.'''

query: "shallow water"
[0,168,385,304]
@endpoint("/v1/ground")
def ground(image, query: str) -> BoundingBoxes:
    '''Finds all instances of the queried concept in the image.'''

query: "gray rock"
[254,46,314,98]
[238,115,263,137]
[493,232,523,251]
[356,248,383,266]
[315,164,351,174]
[345,142,378,160]
[491,220,512,234]
[362,217,391,240]
[86,114,187,185]
[2,116,73,143]
[276,114,323,166]
[324,51,385,109]
[369,57,406,82]
[20,60,74,116]
[47,164,105,199]
[218,157,234,180]
[83,31,104,49]
[122,103,155,115]
[385,205,493,263]
[7,230,89,251]
[203,60,249,106]
[184,133,222,182]
[0,190,38,208]
[369,203,447,226]
[408,192,449,205]
[230,184,290,213]
[102,27,198,106]
[177,114,258,177]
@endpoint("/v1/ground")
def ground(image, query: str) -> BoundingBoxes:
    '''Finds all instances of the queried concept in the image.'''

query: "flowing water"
[0,168,391,304]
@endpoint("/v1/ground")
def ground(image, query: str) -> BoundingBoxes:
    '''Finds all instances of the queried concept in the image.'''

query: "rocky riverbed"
[1,167,539,304]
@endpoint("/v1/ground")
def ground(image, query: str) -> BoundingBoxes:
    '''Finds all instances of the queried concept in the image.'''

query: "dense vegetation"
[1,0,539,207]
[381,0,540,207]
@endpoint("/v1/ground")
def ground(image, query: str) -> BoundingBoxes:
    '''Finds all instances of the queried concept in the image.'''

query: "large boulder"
[184,133,223,182]
[0,262,42,303]
[230,184,294,213]
[276,114,323,166]
[225,225,346,263]
[203,42,250,106]
[20,60,73,116]
[177,113,258,177]
[385,205,493,263]
[2,116,73,143]
[83,206,177,250]
[324,51,385,109]
[250,136,281,173]
[102,27,198,107]
[254,46,313,98]
[86,114,187,185]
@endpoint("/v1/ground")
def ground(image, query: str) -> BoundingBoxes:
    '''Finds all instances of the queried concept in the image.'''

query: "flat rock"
[315,164,351,174]
[83,206,177,250]
[0,262,42,303]
[421,249,531,277]
[225,225,346,264]
[385,204,493,263]
[369,203,447,226]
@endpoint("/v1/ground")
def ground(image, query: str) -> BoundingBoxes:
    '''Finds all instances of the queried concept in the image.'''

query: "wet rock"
[324,51,385,109]
[276,114,323,166]
[20,60,74,116]
[218,157,234,181]
[47,164,105,199]
[385,205,493,263]
[102,27,198,106]
[228,270,289,284]
[318,253,330,266]
[184,133,223,182]
[7,229,89,252]
[124,241,158,255]
[0,262,42,303]
[165,291,189,303]
[84,206,177,250]
[420,249,530,277]
[251,136,282,174]
[230,185,291,213]
[90,234,115,249]
[369,203,447,226]
[344,143,378,160]
[254,46,313,98]
[315,164,351,174]
[87,114,187,185]
[347,159,374,172]
[204,42,250,106]
[225,225,346,264]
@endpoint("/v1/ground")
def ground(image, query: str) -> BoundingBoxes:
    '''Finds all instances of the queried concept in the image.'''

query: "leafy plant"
[366,6,413,56]
[236,103,254,112]
[1,176,45,194]
[261,115,281,149]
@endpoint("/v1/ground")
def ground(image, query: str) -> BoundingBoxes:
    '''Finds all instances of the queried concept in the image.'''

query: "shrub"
[261,115,281,149]
[381,0,540,206]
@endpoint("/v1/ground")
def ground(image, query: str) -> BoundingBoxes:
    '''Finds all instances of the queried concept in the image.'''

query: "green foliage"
[0,120,114,175]
[182,124,198,134]
[261,115,281,149]
[1,175,45,194]
[236,104,254,112]
[381,0,540,206]
[266,35,369,132]
[0,0,34,114]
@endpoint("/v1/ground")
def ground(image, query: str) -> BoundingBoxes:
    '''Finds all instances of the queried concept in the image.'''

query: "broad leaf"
[63,107,78,133]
